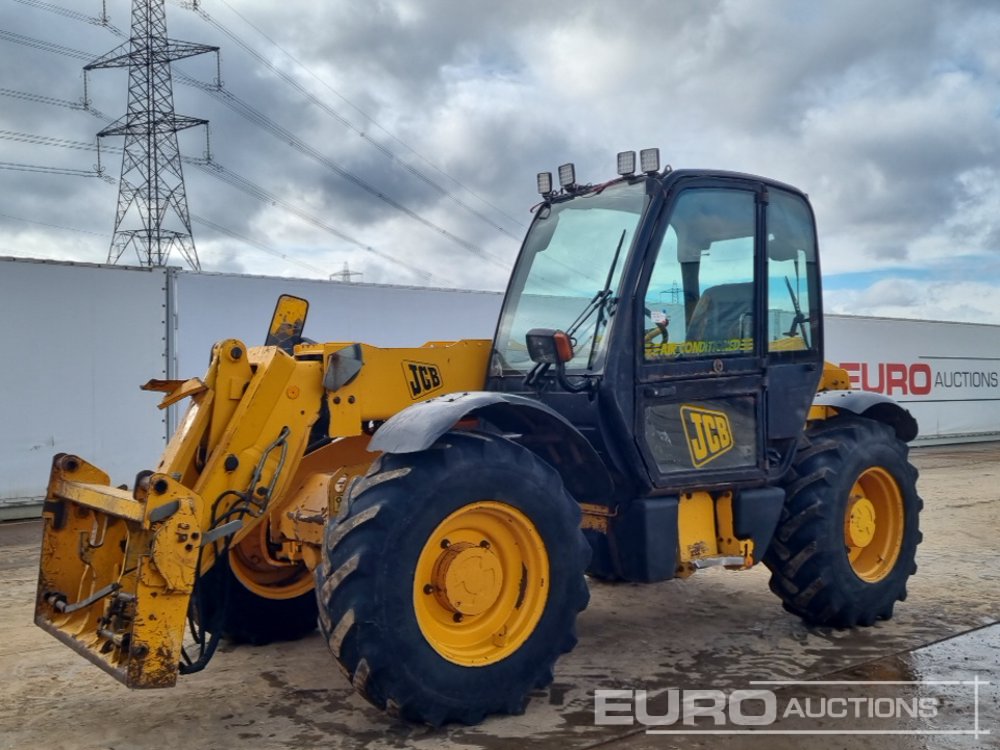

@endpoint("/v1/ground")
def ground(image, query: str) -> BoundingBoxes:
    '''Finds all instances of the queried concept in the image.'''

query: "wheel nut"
[452,613,463,623]
[440,538,450,549]
[479,540,490,549]
[423,584,434,595]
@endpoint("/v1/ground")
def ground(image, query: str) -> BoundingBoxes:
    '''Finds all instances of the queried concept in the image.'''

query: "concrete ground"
[0,443,997,750]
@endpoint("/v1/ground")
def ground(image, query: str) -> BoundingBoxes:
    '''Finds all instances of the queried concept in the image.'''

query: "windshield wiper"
[783,275,810,348]
[585,228,628,366]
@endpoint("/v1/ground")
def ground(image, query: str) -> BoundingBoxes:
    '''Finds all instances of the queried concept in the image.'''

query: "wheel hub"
[432,542,504,616]
[846,496,877,548]
[228,520,314,600]
[413,500,549,666]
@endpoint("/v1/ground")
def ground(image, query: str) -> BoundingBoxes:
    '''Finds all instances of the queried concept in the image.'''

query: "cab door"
[634,180,768,488]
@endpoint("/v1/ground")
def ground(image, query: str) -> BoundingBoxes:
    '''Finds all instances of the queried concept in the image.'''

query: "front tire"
[316,432,590,725]
[764,416,922,627]
[197,527,318,645]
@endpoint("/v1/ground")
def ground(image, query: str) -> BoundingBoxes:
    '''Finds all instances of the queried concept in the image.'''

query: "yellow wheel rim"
[413,501,549,667]
[228,521,314,600]
[844,466,904,583]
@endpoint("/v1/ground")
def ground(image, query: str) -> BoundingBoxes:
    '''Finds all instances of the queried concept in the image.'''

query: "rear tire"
[316,432,590,726]
[764,416,922,627]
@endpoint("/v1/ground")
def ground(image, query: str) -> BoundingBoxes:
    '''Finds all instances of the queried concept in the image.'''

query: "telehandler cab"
[35,149,922,725]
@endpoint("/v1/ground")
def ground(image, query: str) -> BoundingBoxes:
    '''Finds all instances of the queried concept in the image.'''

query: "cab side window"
[643,189,756,360]
[766,190,819,352]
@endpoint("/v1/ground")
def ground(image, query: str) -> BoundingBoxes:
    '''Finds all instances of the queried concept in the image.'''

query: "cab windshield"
[494,181,647,374]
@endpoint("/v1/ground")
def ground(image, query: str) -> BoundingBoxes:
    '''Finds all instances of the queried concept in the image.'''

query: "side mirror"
[525,328,574,365]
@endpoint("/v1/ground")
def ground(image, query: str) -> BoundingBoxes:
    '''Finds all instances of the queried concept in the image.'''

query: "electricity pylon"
[86,0,217,270]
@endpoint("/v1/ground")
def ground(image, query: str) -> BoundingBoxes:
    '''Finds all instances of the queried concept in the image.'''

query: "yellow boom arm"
[35,297,490,688]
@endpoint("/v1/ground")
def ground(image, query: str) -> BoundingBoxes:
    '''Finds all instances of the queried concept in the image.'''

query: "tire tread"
[764,416,922,628]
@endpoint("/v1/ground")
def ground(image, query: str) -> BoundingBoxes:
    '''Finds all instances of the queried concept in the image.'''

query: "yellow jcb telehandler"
[35,150,922,725]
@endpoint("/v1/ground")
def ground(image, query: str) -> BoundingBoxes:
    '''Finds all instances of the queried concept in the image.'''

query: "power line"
[0,88,88,112]
[0,128,105,151]
[0,28,92,59]
[0,160,103,177]
[178,0,524,238]
[189,159,435,282]
[0,211,105,236]
[0,206,424,284]
[175,72,511,271]
[214,0,525,231]
[190,213,340,278]
[0,120,586,290]
[0,204,437,285]
[12,0,121,32]
[0,127,436,282]
[0,47,440,283]
[2,20,512,272]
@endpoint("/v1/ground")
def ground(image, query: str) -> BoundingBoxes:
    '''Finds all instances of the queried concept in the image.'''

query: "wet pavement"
[596,623,998,750]
[0,442,997,749]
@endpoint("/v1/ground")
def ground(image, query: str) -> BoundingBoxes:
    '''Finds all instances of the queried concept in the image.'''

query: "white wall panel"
[0,258,168,516]
[170,271,504,379]
[825,315,1000,443]
[3,257,999,518]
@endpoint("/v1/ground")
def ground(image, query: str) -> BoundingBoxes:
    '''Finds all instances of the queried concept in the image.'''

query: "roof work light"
[537,172,553,195]
[558,163,576,188]
[640,148,660,174]
[617,151,636,175]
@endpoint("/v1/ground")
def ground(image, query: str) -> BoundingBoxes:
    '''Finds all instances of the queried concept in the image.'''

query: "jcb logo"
[680,405,734,468]
[404,361,443,399]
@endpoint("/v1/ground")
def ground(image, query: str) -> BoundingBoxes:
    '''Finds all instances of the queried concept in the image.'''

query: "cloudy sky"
[1,0,998,322]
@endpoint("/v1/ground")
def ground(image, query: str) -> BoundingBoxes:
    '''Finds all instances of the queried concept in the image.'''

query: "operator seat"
[686,283,754,342]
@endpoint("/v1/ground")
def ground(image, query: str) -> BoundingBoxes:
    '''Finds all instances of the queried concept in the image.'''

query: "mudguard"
[369,391,614,503]
[813,389,919,442]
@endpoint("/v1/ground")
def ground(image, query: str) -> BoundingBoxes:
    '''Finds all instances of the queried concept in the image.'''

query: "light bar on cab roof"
[537,172,553,195]
[640,148,660,174]
[558,163,576,188]
[617,151,636,175]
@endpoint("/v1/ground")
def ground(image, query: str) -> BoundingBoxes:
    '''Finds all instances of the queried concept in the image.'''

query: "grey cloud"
[0,0,998,319]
